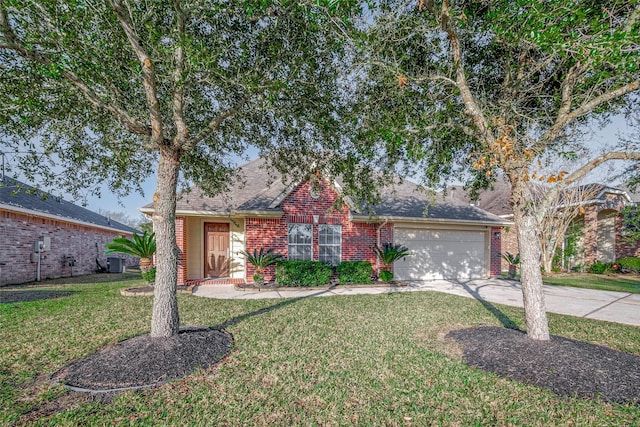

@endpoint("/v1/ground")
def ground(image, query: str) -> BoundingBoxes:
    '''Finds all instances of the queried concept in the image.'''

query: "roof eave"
[351,214,513,227]
[1,204,135,234]
[141,207,283,219]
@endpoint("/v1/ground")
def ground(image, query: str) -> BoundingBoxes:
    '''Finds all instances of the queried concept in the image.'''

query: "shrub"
[379,270,394,282]
[275,261,332,287]
[615,257,640,274]
[141,266,156,284]
[588,261,613,274]
[336,261,372,285]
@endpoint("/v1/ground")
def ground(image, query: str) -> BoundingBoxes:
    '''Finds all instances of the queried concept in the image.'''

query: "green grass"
[543,273,640,294]
[2,273,640,426]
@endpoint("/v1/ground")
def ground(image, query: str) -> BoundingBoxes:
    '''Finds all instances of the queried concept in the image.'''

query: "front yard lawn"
[2,274,640,425]
[543,273,640,294]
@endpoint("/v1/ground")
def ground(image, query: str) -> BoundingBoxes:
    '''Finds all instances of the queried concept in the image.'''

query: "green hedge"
[336,261,372,285]
[588,261,611,274]
[275,261,332,287]
[379,270,394,282]
[615,257,640,273]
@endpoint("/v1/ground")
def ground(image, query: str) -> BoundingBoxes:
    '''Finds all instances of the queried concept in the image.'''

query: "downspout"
[36,250,41,282]
[376,219,389,275]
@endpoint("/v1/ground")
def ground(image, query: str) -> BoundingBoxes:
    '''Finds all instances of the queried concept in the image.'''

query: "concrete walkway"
[193,279,640,327]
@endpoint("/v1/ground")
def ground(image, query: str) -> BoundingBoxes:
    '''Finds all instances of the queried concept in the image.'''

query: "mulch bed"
[52,327,233,392]
[235,281,407,291]
[447,326,640,404]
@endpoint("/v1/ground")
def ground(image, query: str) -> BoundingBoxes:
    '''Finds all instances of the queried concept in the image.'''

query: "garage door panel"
[394,228,486,280]
[397,232,484,243]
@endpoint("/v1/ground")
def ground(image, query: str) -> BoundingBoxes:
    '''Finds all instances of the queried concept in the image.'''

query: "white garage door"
[394,228,486,280]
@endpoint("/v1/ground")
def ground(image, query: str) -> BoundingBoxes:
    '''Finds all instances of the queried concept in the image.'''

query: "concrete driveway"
[193,278,640,327]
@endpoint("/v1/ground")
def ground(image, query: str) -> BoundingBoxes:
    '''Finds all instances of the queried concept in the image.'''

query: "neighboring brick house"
[0,177,137,286]
[141,159,508,285]
[449,180,640,271]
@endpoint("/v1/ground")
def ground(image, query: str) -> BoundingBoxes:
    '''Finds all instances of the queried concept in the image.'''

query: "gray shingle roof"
[147,158,505,224]
[446,181,514,216]
[1,177,137,233]
[447,181,634,216]
[368,180,506,223]
[163,158,285,213]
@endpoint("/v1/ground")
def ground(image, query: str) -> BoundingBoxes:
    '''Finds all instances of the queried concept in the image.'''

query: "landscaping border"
[234,281,408,292]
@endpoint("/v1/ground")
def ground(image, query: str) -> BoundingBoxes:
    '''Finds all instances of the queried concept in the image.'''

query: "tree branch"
[425,0,495,145]
[537,151,640,222]
[0,5,150,137]
[171,0,187,149]
[110,0,165,145]
[184,98,247,151]
[624,3,640,33]
[538,79,640,148]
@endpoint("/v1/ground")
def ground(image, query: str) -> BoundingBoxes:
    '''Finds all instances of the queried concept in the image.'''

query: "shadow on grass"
[211,288,334,329]
[0,290,77,304]
[457,281,520,330]
[2,272,141,289]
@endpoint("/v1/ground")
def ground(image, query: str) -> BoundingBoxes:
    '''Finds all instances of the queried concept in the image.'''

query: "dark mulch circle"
[52,327,233,392]
[447,326,640,404]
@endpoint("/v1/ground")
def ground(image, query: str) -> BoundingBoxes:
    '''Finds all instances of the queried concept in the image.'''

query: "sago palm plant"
[105,231,156,271]
[242,248,282,285]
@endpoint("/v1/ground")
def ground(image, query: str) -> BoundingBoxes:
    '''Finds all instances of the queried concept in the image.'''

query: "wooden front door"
[204,223,230,278]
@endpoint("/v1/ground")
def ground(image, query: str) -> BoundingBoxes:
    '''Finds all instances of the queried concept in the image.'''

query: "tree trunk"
[541,249,553,275]
[150,147,181,338]
[512,184,550,341]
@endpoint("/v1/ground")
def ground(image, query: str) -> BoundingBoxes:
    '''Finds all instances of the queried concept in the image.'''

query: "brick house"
[567,184,640,266]
[141,159,508,285]
[449,181,640,271]
[0,177,137,286]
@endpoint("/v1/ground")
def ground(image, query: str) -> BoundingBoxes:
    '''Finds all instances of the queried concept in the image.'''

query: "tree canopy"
[0,0,367,337]
[357,0,640,339]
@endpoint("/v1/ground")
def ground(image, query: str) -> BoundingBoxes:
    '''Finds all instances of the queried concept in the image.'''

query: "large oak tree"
[0,0,367,337]
[360,0,640,339]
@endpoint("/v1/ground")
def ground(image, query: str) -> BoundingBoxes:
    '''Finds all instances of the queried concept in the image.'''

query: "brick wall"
[245,217,287,282]
[0,209,134,286]
[500,223,518,271]
[490,227,502,276]
[243,179,388,282]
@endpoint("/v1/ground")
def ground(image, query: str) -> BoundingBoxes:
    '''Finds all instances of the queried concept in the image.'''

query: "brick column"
[490,227,502,277]
[176,216,187,285]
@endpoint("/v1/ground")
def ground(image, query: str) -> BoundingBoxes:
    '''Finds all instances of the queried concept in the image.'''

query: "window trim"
[287,223,313,261]
[318,224,342,266]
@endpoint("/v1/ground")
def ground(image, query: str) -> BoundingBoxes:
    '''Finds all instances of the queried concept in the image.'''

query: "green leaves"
[242,248,283,272]
[373,243,411,267]
[105,231,156,259]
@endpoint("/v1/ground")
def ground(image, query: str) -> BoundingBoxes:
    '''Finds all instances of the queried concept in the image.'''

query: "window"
[288,223,312,260]
[319,224,341,265]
